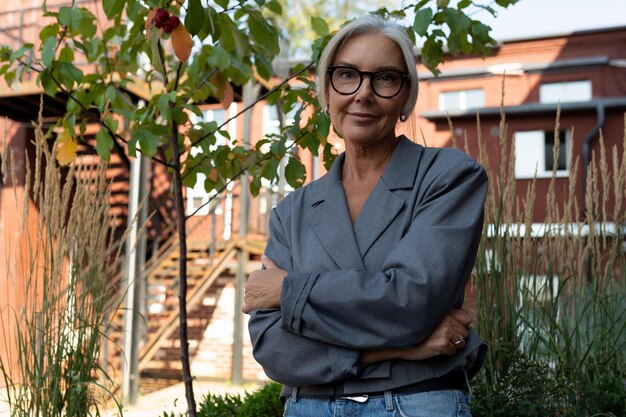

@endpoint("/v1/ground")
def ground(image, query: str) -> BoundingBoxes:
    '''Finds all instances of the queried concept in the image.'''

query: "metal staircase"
[102,190,273,395]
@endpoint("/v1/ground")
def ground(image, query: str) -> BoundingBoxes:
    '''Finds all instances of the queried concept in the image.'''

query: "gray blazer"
[248,136,488,394]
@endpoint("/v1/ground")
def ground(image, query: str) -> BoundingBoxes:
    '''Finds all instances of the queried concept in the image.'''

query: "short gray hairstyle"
[316,14,419,119]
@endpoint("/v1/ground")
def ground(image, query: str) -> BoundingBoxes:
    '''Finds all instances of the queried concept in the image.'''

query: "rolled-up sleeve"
[248,208,361,385]
[280,159,487,350]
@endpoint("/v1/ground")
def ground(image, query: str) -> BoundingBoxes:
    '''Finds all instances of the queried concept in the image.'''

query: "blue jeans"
[283,389,472,417]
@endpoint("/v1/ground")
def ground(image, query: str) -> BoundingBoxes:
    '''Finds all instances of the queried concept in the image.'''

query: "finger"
[450,321,469,339]
[451,334,466,349]
[442,342,457,356]
[451,309,473,326]
[262,255,278,270]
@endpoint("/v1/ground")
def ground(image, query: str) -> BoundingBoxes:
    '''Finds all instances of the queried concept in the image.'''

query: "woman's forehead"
[334,33,406,70]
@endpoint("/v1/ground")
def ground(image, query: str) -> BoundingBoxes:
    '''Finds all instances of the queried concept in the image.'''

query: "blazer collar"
[305,136,422,267]
[353,136,420,256]
[304,152,363,269]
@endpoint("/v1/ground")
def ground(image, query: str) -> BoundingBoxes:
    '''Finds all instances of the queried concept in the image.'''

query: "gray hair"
[316,14,419,120]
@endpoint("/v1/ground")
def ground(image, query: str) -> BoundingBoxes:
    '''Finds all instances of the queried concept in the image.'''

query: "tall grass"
[0,119,127,416]
[470,110,626,416]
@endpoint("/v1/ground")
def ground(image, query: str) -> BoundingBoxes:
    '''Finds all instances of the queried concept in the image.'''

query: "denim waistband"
[284,369,467,399]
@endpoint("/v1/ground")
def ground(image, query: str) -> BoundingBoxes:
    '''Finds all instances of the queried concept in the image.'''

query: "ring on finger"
[453,337,464,345]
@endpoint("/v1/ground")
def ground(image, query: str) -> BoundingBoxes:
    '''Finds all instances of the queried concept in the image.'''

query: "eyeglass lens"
[330,67,405,98]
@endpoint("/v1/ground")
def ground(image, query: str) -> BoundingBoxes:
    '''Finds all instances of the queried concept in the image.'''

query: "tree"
[275,0,403,59]
[0,0,518,415]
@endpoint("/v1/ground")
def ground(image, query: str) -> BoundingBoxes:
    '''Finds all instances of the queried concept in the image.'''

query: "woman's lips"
[348,112,377,122]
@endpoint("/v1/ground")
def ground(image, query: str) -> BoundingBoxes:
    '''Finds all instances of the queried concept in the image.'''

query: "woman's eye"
[377,72,397,83]
[339,70,357,79]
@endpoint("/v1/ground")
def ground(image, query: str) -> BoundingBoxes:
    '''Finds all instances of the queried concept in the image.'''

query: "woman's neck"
[342,136,399,183]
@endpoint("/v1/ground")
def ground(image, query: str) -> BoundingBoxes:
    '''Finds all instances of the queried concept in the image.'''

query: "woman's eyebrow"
[332,61,405,72]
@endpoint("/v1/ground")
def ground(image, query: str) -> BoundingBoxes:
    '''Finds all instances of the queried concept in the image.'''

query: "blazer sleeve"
[280,158,488,350]
[247,208,361,386]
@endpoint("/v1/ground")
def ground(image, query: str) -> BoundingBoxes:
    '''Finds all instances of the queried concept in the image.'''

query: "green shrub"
[238,383,283,417]
[197,392,243,417]
[472,356,575,417]
[197,383,282,417]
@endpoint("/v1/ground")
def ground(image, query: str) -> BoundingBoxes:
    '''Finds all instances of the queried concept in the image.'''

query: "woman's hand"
[242,256,287,314]
[359,309,473,363]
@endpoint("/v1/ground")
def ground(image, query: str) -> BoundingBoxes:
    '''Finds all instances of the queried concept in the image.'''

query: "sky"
[476,0,626,42]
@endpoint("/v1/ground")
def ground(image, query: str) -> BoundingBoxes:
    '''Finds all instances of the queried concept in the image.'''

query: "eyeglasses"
[327,66,409,98]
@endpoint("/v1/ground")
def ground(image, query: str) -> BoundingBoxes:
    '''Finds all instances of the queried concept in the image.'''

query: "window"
[517,275,560,353]
[263,104,297,136]
[438,89,484,111]
[539,80,592,104]
[515,130,568,179]
[261,104,298,193]
[186,173,221,216]
[186,106,235,216]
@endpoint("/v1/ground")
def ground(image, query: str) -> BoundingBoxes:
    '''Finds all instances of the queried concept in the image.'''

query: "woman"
[244,14,488,417]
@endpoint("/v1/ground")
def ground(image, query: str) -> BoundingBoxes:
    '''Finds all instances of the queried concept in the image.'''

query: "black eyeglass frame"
[326,66,410,98]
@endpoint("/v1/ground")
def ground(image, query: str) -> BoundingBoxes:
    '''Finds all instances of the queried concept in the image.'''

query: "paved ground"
[104,380,262,417]
[1,380,261,417]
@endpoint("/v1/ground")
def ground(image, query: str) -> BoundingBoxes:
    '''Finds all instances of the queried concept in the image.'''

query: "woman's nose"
[354,75,374,100]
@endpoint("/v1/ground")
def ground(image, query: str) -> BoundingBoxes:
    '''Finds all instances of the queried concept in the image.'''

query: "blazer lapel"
[305,154,366,270]
[353,136,421,257]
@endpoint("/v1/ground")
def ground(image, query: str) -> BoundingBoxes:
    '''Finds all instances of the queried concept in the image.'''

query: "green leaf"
[58,45,74,63]
[38,68,58,97]
[322,142,336,170]
[102,0,126,19]
[285,156,305,188]
[209,47,230,69]
[248,11,279,55]
[260,157,279,182]
[39,24,59,43]
[146,27,165,76]
[496,0,519,7]
[58,7,96,38]
[79,118,88,136]
[413,8,432,37]
[204,6,219,37]
[127,134,138,158]
[443,8,470,33]
[185,0,205,36]
[315,111,330,138]
[156,93,173,119]
[55,63,83,90]
[41,36,57,67]
[421,37,443,75]
[67,89,86,114]
[95,129,113,161]
[215,0,229,10]
[255,54,272,80]
[10,45,34,62]
[458,0,471,9]
[135,129,158,158]
[265,0,282,15]
[310,16,329,37]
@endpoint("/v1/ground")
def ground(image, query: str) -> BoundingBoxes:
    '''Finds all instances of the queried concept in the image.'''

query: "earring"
[399,114,408,122]
[324,106,329,115]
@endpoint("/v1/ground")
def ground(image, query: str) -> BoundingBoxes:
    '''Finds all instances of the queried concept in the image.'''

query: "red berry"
[153,17,164,29]
[168,15,180,29]
[162,23,173,34]
[156,8,170,23]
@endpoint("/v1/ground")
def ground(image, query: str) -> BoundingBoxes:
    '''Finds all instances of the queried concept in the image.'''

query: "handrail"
[140,194,228,279]
[137,238,240,369]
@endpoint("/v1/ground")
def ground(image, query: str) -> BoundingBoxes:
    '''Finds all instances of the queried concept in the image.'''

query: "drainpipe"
[581,102,605,284]
[122,153,148,404]
[582,102,605,194]
[233,81,259,384]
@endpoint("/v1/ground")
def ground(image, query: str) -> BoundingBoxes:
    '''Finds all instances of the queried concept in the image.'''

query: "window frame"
[514,129,570,179]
